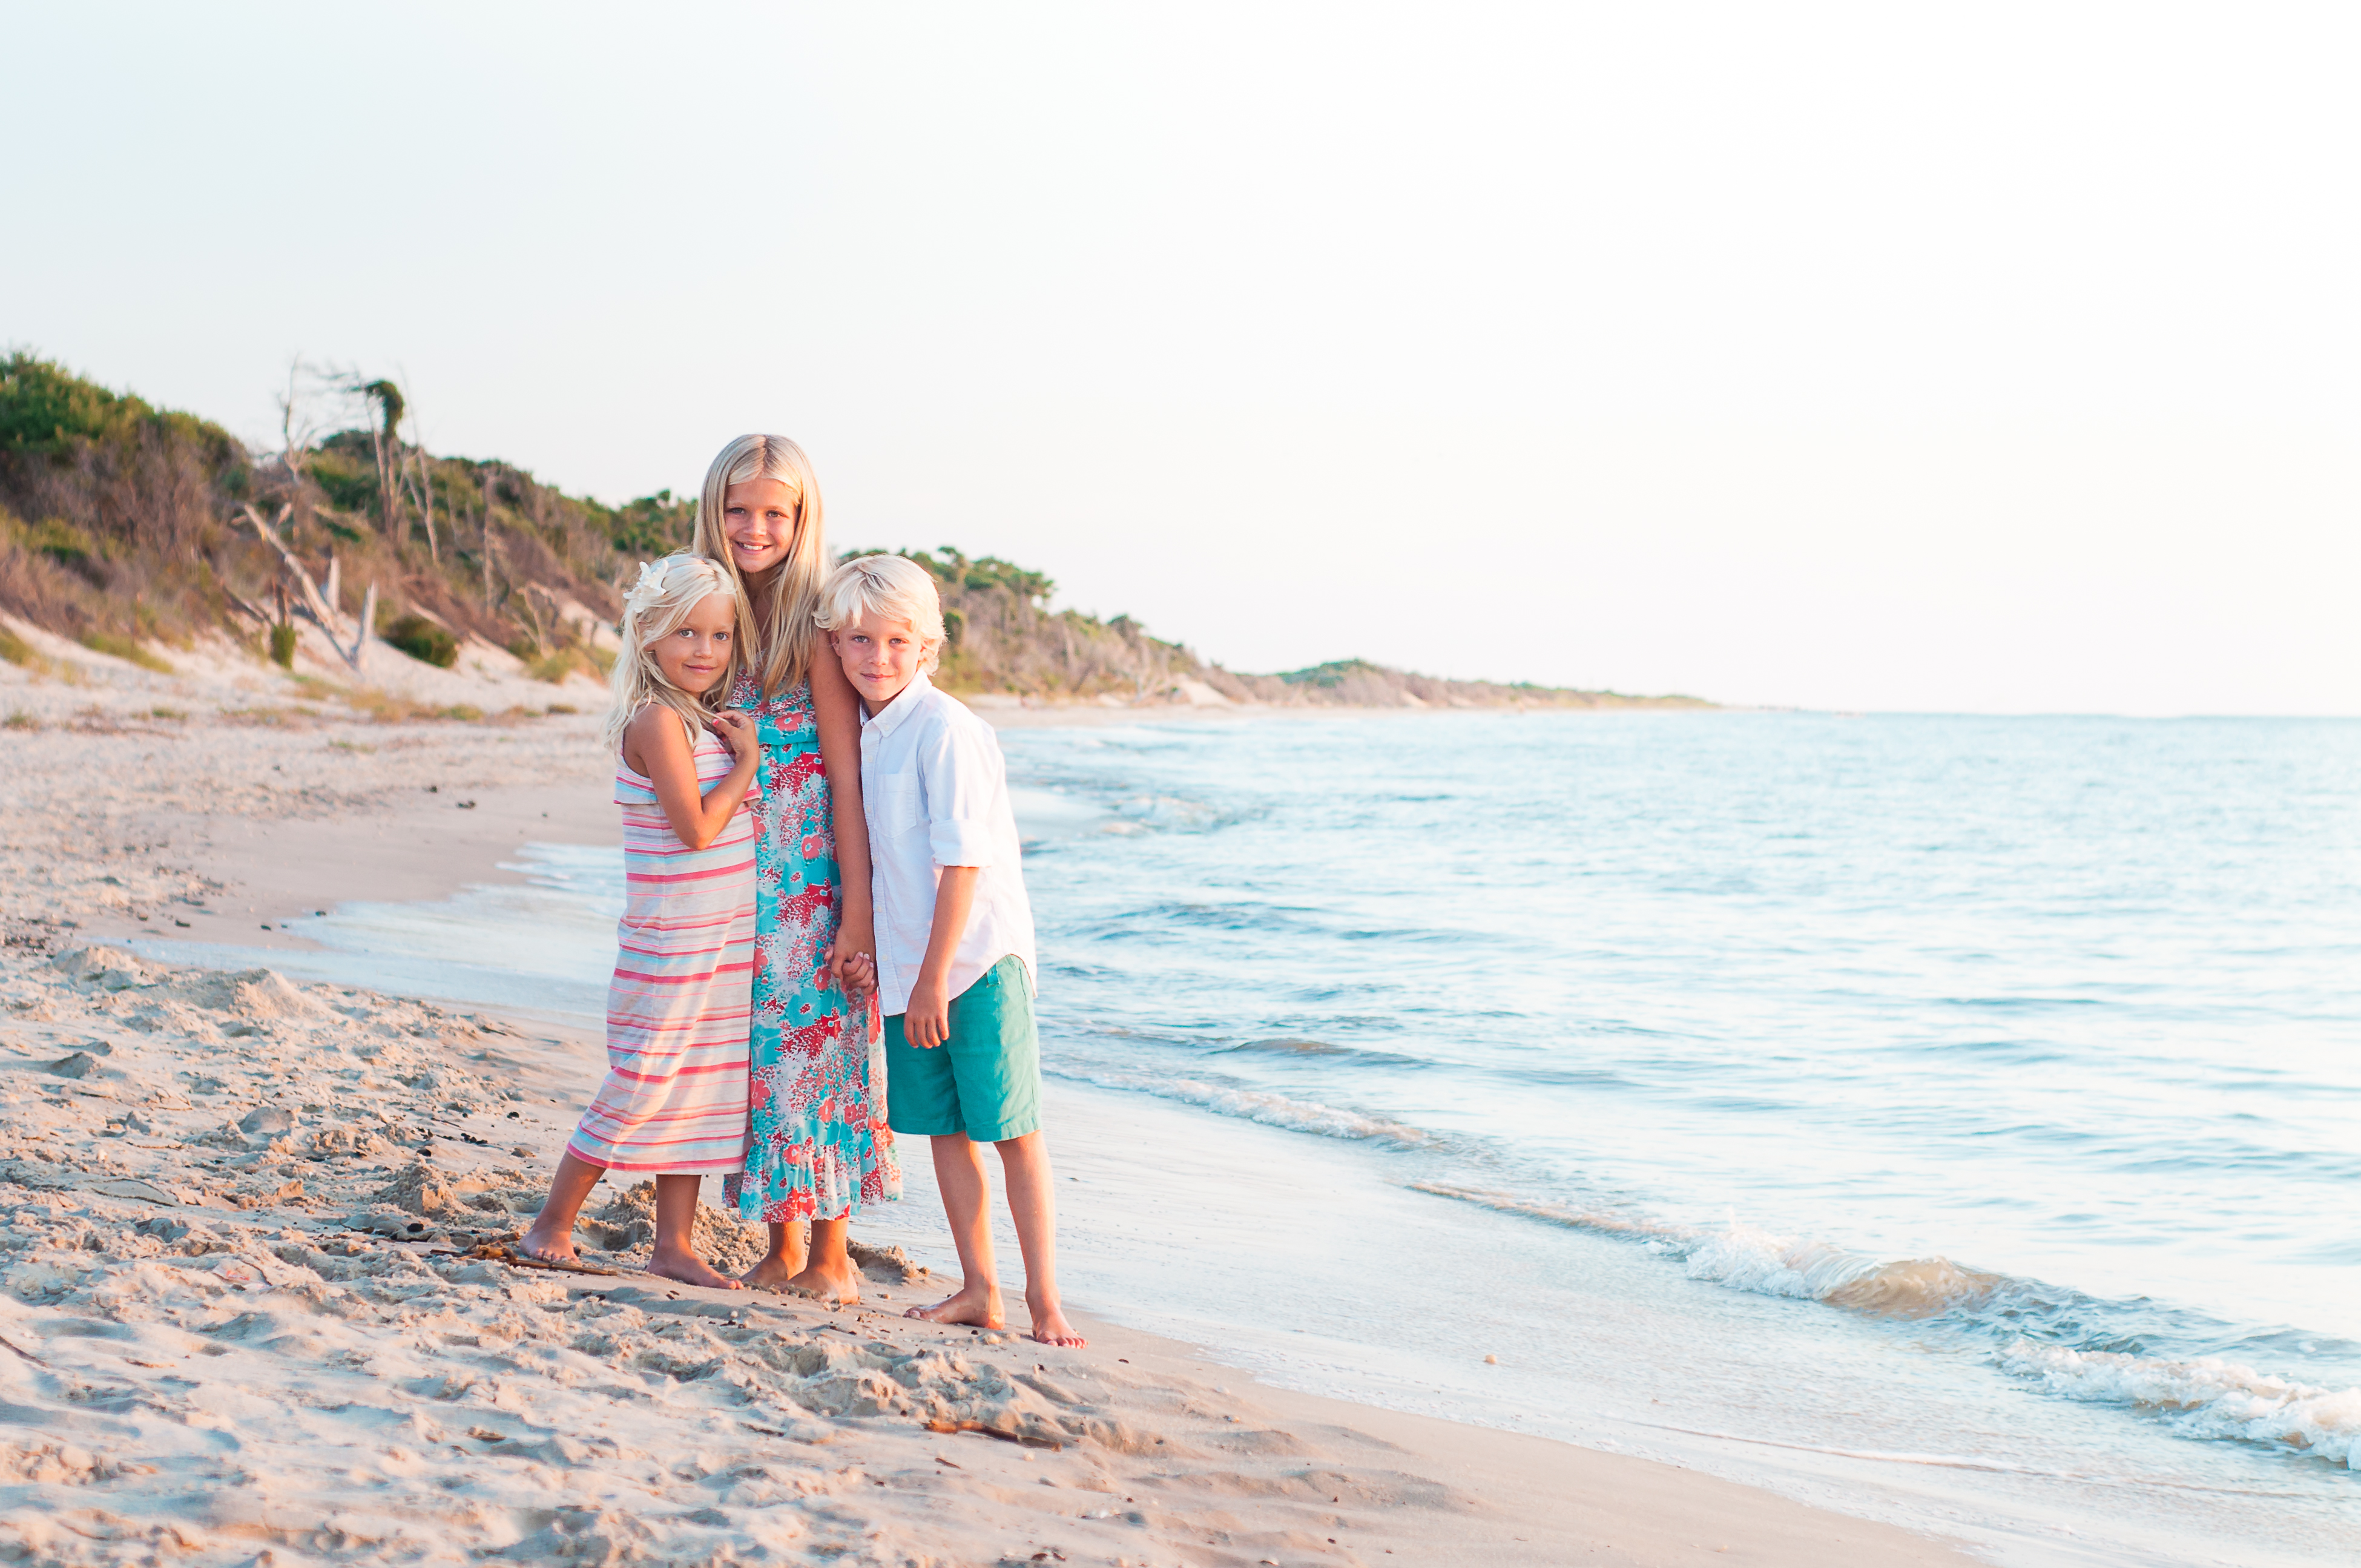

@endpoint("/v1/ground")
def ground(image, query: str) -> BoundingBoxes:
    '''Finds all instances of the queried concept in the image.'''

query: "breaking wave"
[1407,1181,2361,1465]
[1998,1343,2361,1467]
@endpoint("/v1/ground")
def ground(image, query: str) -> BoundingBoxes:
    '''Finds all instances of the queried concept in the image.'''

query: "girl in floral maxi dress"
[694,433,899,1303]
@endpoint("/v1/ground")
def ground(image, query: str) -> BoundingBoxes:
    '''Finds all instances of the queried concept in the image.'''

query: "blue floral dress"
[722,670,900,1224]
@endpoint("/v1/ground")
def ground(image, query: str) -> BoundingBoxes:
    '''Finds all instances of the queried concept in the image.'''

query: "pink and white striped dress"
[566,725,756,1174]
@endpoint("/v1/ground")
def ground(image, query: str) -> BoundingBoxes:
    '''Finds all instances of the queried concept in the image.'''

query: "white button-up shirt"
[858,670,1036,1016]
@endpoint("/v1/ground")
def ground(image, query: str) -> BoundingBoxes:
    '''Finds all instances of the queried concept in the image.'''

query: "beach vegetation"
[382,614,459,669]
[2,709,35,730]
[269,623,298,668]
[0,624,35,667]
[77,630,173,674]
[0,353,675,682]
[0,351,1709,711]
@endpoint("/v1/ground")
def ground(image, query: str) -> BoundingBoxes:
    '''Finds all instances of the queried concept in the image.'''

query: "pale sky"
[8,2,2357,713]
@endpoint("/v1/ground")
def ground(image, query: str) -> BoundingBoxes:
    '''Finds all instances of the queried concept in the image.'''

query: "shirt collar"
[862,668,935,739]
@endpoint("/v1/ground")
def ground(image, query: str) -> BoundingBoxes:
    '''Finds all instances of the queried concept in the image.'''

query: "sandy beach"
[0,645,1979,1567]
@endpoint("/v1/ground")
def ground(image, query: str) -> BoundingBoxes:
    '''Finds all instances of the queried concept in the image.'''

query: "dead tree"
[238,503,374,673]
[480,468,498,614]
[360,379,405,536]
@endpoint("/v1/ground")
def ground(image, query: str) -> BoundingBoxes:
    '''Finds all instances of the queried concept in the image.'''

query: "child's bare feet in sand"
[647,1242,744,1291]
[640,1173,740,1290]
[518,1153,602,1265]
[784,1216,861,1303]
[1026,1291,1086,1348]
[787,1254,862,1305]
[907,1279,1004,1329]
[516,1214,580,1267]
[740,1222,808,1292]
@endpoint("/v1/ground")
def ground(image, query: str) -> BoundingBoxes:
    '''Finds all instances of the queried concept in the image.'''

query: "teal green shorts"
[884,955,1041,1143]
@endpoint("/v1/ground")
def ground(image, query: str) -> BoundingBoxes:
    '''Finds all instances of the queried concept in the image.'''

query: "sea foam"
[1998,1343,2361,1466]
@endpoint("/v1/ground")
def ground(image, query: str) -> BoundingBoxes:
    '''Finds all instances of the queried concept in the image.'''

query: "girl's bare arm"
[809,634,877,973]
[626,708,757,850]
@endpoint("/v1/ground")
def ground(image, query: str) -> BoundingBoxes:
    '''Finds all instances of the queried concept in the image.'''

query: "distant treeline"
[0,354,1705,708]
[878,547,1707,710]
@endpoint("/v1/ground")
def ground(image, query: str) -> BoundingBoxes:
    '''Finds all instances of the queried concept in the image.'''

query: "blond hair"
[815,553,946,673]
[691,434,828,699]
[602,553,739,753]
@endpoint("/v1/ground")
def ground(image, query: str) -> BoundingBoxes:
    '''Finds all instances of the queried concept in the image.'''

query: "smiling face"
[647,591,737,698]
[831,608,934,715]
[720,478,801,585]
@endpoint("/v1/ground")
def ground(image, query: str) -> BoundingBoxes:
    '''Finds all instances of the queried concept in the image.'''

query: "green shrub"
[531,647,588,683]
[440,703,483,721]
[384,614,458,668]
[305,444,380,514]
[79,630,173,674]
[27,519,101,568]
[268,622,298,668]
[605,489,697,556]
[0,625,33,667]
[1,354,150,457]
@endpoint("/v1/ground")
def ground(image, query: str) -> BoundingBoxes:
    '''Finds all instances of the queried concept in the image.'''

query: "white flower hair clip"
[624,558,670,618]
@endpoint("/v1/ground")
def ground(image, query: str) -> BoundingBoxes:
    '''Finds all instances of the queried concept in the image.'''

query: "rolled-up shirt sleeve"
[918,718,1004,868]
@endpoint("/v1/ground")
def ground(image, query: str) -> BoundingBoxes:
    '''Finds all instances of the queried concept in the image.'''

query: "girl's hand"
[831,890,877,989]
[838,950,877,1000]
[710,710,757,765]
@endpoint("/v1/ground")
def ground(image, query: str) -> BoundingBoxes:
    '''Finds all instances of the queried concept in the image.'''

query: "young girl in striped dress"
[519,553,760,1289]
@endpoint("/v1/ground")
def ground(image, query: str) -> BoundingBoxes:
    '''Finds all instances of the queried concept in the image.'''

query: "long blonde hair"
[602,553,740,753]
[691,434,828,699]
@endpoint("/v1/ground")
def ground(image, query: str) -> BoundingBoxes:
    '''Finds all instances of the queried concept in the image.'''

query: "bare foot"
[740,1227,809,1292]
[517,1218,581,1267]
[740,1250,800,1292]
[907,1280,1004,1329]
[647,1245,745,1291]
[786,1255,862,1305]
[1026,1294,1087,1348]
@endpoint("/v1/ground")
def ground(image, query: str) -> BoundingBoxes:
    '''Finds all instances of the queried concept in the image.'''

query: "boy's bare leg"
[996,1131,1084,1346]
[741,1220,809,1291]
[907,1134,1006,1328]
[518,1152,602,1264]
[788,1216,862,1304]
[647,1173,743,1290]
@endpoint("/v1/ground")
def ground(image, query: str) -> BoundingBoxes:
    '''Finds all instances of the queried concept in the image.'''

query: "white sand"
[0,639,1977,1566]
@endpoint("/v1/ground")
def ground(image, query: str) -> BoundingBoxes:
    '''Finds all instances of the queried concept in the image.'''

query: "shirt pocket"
[873,774,925,838]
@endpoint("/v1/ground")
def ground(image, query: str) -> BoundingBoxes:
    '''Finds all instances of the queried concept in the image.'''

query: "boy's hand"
[904,973,950,1049]
[838,950,877,999]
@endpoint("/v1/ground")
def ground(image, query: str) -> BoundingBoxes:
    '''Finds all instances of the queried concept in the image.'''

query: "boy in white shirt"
[814,553,1083,1348]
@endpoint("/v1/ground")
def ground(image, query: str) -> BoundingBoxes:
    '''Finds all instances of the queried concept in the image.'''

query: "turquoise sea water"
[142,713,2361,1563]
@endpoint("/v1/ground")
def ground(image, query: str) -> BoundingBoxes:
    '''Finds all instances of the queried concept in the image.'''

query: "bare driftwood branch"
[481,470,498,614]
[235,504,372,673]
[411,446,439,562]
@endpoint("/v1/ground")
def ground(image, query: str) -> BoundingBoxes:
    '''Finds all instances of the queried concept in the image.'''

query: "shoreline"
[0,705,1978,1564]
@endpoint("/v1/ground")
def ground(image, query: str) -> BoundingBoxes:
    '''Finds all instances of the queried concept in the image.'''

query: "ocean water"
[142,713,2361,1563]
